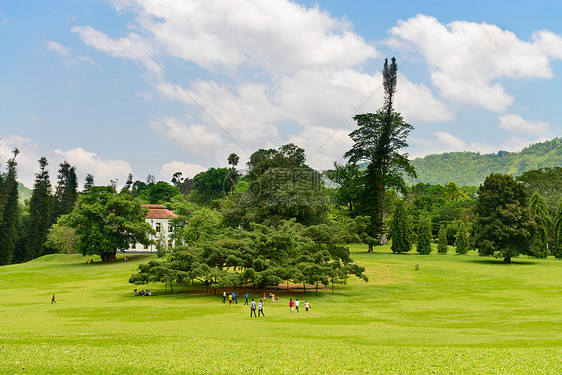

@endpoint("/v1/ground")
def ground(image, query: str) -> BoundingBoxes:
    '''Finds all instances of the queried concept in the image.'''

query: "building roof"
[142,204,178,219]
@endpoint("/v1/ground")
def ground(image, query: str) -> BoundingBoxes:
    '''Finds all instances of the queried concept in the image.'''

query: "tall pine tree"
[345,57,416,250]
[529,192,550,258]
[389,200,412,253]
[25,157,52,260]
[0,148,20,265]
[52,161,78,223]
[416,212,432,254]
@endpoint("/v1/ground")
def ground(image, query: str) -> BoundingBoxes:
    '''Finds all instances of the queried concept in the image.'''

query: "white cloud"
[54,147,132,187]
[434,131,466,150]
[159,161,206,181]
[389,14,562,112]
[134,91,153,101]
[45,40,71,57]
[498,114,550,135]
[151,117,226,155]
[104,0,378,71]
[0,135,43,188]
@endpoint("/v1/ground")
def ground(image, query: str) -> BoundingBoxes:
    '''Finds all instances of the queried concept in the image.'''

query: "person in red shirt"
[289,299,294,313]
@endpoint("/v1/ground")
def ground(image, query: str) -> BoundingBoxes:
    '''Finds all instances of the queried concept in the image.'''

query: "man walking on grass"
[258,300,265,317]
[250,299,257,317]
[51,294,56,304]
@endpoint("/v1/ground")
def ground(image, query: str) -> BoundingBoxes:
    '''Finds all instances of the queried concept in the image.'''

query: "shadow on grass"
[463,258,537,265]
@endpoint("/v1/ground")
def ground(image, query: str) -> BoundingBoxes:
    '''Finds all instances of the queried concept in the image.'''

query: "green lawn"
[1,246,561,374]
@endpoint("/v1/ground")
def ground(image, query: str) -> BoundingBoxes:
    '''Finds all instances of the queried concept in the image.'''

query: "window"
[143,243,149,250]
[168,240,173,248]
[168,224,173,232]
[155,223,161,233]
[131,242,136,249]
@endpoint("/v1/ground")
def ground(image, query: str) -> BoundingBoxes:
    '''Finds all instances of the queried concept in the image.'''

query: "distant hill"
[404,138,562,187]
[18,182,32,203]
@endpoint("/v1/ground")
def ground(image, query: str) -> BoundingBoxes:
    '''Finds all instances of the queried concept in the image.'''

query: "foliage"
[190,168,229,205]
[437,224,448,254]
[51,161,78,223]
[130,219,367,291]
[45,223,78,254]
[225,144,330,227]
[405,137,562,187]
[67,186,153,262]
[529,193,550,258]
[416,212,432,254]
[455,221,469,255]
[323,162,363,214]
[389,200,412,253]
[25,157,52,260]
[553,199,562,259]
[0,149,20,265]
[473,173,534,262]
[518,166,562,218]
[344,58,416,246]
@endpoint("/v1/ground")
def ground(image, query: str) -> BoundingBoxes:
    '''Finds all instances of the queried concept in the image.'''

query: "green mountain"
[18,182,32,203]
[404,138,562,187]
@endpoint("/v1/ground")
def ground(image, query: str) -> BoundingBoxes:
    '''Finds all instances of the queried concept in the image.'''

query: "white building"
[127,204,178,253]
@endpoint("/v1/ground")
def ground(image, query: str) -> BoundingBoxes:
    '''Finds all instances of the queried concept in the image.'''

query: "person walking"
[222,291,226,303]
[250,299,257,317]
[244,293,249,305]
[305,301,310,312]
[289,299,294,313]
[51,294,56,304]
[258,300,265,317]
[228,293,233,306]
[235,292,238,304]
[295,299,300,313]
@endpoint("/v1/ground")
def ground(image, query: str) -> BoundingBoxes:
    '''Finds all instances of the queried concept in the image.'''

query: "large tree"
[25,157,52,260]
[473,173,534,263]
[0,148,20,264]
[67,186,153,262]
[344,57,416,249]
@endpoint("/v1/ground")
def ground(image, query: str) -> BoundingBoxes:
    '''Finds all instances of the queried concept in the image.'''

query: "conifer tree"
[25,157,52,260]
[0,148,20,265]
[52,161,78,223]
[529,192,550,258]
[83,174,94,193]
[416,212,432,254]
[455,221,469,254]
[553,198,562,259]
[345,58,416,249]
[437,224,448,254]
[389,201,412,253]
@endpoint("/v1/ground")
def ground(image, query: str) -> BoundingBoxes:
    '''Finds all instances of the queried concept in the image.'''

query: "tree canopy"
[473,174,534,262]
[66,186,153,262]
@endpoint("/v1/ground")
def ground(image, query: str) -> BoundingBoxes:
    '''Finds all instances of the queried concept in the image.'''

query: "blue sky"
[1,1,561,187]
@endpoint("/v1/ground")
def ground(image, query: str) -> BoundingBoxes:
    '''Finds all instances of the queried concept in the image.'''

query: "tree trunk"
[303,283,306,294]
[100,251,116,262]
[331,279,334,294]
[368,243,373,253]
[503,256,511,263]
[315,282,318,294]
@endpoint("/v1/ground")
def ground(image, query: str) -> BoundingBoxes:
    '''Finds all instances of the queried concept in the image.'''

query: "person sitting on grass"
[134,289,138,296]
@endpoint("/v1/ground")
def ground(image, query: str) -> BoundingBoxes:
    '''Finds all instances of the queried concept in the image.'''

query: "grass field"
[1,245,561,374]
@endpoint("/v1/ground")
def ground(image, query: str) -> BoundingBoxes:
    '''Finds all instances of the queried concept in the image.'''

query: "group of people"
[134,289,151,296]
[221,290,312,317]
[249,299,265,317]
[289,298,310,313]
